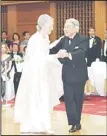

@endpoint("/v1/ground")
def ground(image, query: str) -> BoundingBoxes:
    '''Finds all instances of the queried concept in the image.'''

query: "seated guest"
[10,43,23,96]
[87,27,102,66]
[1,31,12,49]
[101,29,107,63]
[12,32,21,45]
[20,31,30,46]
[1,43,15,104]
[20,31,30,54]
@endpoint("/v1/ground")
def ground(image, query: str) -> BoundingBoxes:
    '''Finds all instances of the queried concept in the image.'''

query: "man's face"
[12,44,18,52]
[2,32,7,40]
[24,33,30,40]
[64,21,76,37]
[89,28,95,36]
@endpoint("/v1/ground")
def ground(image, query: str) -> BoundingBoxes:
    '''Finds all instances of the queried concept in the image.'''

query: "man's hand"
[56,49,72,60]
[56,49,69,58]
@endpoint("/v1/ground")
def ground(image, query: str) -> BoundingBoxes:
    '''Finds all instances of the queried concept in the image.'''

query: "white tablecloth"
[88,61,107,96]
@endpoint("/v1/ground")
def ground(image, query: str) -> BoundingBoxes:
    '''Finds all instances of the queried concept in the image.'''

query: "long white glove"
[49,36,64,49]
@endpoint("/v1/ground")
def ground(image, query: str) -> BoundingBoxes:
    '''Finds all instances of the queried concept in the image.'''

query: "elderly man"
[50,18,88,132]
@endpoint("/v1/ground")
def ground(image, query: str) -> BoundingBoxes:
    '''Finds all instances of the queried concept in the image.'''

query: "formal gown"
[14,31,63,132]
[1,55,15,101]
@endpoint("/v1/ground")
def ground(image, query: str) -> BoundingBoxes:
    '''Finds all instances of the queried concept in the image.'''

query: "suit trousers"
[13,72,22,95]
[63,81,86,125]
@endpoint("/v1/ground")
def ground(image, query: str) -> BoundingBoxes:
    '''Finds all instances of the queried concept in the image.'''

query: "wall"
[7,5,17,38]
[4,1,107,41]
[95,1,107,40]
[17,3,50,40]
[7,2,50,40]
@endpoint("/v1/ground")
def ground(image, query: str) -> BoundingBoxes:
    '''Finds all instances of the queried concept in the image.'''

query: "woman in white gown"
[14,14,63,134]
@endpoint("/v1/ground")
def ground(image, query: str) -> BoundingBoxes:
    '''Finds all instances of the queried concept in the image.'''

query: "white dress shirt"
[89,37,94,48]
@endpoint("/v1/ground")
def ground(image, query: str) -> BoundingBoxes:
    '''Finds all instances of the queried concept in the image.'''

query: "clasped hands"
[56,49,72,60]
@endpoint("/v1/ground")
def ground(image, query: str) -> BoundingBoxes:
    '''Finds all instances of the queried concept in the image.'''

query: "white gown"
[14,31,64,132]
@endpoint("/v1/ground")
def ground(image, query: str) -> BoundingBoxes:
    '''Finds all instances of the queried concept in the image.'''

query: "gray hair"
[36,14,53,31]
[66,18,80,32]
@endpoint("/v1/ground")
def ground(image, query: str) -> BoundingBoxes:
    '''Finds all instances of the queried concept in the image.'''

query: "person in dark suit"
[50,18,88,132]
[1,31,12,49]
[9,43,23,95]
[87,27,102,66]
[101,29,107,63]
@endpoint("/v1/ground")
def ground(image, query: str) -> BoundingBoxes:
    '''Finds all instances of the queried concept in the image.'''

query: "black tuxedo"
[10,52,23,95]
[10,52,23,59]
[50,33,88,125]
[87,36,102,66]
[101,40,107,63]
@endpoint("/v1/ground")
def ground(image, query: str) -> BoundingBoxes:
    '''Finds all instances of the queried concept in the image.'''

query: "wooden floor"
[2,106,106,135]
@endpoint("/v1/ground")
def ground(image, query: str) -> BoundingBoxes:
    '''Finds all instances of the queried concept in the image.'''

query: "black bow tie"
[90,36,94,39]
[68,37,73,41]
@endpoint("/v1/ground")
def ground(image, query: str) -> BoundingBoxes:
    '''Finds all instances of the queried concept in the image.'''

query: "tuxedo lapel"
[89,36,96,48]
[69,33,81,51]
[92,36,97,47]
[63,34,84,52]
[92,36,95,46]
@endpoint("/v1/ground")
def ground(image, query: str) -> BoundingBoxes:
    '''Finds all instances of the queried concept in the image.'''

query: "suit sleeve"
[49,38,68,64]
[49,38,63,54]
[67,38,88,64]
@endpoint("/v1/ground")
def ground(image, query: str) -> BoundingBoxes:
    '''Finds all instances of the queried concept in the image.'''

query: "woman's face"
[43,19,54,35]
[1,44,7,53]
[14,34,19,40]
